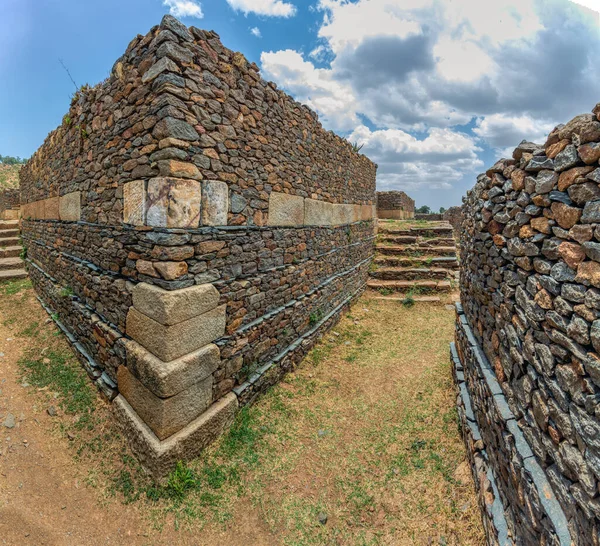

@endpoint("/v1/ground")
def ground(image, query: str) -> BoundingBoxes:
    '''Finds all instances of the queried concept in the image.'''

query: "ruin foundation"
[20,15,376,478]
[455,104,600,544]
[376,190,414,219]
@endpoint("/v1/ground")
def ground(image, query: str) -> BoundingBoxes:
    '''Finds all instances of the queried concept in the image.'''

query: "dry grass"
[0,164,21,189]
[0,279,483,545]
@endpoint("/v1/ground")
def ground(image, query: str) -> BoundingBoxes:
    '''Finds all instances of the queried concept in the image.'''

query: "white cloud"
[473,114,556,151]
[225,0,297,17]
[163,0,203,18]
[250,27,262,37]
[349,125,483,191]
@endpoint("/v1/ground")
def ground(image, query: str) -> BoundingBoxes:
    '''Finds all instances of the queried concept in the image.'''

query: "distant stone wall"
[20,15,376,477]
[456,106,600,544]
[443,206,462,235]
[376,190,414,219]
[0,188,20,219]
[415,213,442,221]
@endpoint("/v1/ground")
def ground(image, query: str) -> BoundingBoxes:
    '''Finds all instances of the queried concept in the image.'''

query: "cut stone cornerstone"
[19,15,377,477]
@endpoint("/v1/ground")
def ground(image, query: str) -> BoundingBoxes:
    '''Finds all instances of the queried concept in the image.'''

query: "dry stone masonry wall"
[455,105,600,545]
[0,189,21,220]
[376,190,414,219]
[20,15,376,477]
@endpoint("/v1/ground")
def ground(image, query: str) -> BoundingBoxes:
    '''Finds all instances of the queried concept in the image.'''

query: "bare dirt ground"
[0,279,484,545]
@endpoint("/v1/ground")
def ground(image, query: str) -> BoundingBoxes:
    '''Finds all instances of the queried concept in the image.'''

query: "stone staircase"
[368,221,458,302]
[0,220,26,281]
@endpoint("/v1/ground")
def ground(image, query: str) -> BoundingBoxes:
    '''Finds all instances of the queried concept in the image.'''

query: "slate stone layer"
[18,15,376,474]
[458,104,600,544]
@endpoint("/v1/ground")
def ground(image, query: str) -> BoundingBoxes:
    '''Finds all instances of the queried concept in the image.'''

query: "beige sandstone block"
[352,204,361,223]
[3,209,19,220]
[126,304,226,361]
[267,192,304,226]
[304,198,333,226]
[332,203,354,225]
[146,177,201,228]
[132,282,220,326]
[123,181,145,225]
[44,197,60,220]
[113,393,238,479]
[117,366,212,440]
[360,205,372,220]
[125,339,220,398]
[201,180,228,226]
[59,191,81,222]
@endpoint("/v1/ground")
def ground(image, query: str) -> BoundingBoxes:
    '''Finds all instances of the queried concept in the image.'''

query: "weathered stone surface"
[142,56,181,83]
[305,199,333,226]
[267,192,305,226]
[113,393,238,479]
[551,202,582,229]
[554,145,580,172]
[558,242,585,269]
[125,339,219,398]
[576,262,600,288]
[118,365,212,440]
[376,191,414,219]
[558,114,600,145]
[578,142,600,165]
[132,282,220,326]
[126,305,226,361]
[154,261,188,280]
[157,160,202,180]
[59,191,81,222]
[201,180,228,226]
[152,117,199,141]
[44,197,59,220]
[146,177,201,228]
[123,181,145,226]
[557,166,594,190]
[582,201,600,224]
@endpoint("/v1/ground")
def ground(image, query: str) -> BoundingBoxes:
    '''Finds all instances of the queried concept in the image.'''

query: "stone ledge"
[453,305,571,546]
[124,339,219,398]
[131,282,220,326]
[126,304,226,361]
[117,365,212,440]
[113,392,238,479]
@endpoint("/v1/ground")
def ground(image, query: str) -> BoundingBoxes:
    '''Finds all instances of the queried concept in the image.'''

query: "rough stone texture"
[443,206,462,235]
[267,192,305,226]
[117,365,212,440]
[458,102,600,545]
[0,188,21,219]
[376,191,415,219]
[126,305,226,362]
[19,15,376,475]
[113,392,238,479]
[59,191,81,222]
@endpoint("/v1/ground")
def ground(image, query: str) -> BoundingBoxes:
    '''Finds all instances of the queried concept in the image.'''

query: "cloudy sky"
[1,0,599,209]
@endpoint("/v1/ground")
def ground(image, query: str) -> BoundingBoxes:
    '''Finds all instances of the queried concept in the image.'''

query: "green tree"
[0,155,27,165]
[439,207,446,214]
[416,205,431,214]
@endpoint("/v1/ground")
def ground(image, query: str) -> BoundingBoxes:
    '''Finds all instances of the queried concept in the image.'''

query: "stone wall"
[376,190,414,219]
[415,213,442,221]
[443,206,462,235]
[20,15,377,477]
[456,106,600,544]
[0,188,20,220]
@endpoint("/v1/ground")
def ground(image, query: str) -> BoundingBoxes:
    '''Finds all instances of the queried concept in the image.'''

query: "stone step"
[0,220,19,229]
[375,245,457,257]
[0,269,27,281]
[0,246,22,258]
[409,226,453,236]
[370,267,454,281]
[0,236,20,247]
[374,256,459,268]
[367,279,453,293]
[0,257,23,271]
[373,295,442,303]
[417,238,456,247]
[0,229,19,238]
[377,235,418,244]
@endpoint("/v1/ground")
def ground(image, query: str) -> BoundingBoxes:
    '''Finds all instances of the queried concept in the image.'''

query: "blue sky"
[1,0,599,210]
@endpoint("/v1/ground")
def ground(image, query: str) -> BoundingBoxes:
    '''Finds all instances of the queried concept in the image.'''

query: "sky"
[1,0,599,210]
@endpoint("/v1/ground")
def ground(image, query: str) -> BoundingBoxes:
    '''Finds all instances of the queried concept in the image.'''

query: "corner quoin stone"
[113,392,238,479]
[131,282,220,326]
[125,339,219,398]
[267,192,305,226]
[146,177,201,228]
[117,365,213,441]
[126,304,227,362]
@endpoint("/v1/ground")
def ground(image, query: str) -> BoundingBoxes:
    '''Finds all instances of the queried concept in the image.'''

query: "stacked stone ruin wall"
[443,206,462,235]
[376,190,414,219]
[457,106,600,544]
[19,16,376,475]
[0,188,20,212]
